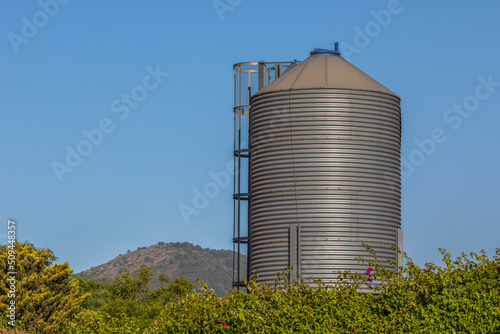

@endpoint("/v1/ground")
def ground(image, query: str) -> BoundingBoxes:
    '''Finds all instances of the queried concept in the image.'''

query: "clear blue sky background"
[1,1,499,274]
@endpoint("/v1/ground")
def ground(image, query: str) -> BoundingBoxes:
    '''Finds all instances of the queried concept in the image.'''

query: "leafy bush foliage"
[1,241,499,333]
[145,248,500,333]
[66,267,193,333]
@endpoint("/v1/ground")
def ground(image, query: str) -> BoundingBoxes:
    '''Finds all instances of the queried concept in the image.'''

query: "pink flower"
[198,321,202,325]
[223,322,229,327]
[262,291,265,294]
[367,278,373,283]
[366,267,373,275]
[309,305,313,308]
[351,328,355,331]
[422,268,429,272]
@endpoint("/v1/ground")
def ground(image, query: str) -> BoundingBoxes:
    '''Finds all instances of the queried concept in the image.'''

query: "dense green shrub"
[145,248,500,333]
[2,242,498,333]
[64,309,142,334]
[66,267,193,333]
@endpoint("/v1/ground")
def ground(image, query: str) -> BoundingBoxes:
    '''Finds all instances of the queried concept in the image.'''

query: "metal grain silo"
[245,46,402,285]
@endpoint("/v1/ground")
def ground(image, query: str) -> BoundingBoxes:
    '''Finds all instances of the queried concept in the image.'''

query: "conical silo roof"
[254,48,398,98]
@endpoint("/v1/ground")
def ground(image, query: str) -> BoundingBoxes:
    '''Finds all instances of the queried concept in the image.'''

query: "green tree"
[71,267,193,332]
[0,240,88,333]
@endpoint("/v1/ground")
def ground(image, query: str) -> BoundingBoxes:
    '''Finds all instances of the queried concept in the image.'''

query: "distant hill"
[75,242,246,296]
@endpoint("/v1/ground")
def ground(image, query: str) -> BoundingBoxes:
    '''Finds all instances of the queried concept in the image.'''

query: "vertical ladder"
[232,61,298,290]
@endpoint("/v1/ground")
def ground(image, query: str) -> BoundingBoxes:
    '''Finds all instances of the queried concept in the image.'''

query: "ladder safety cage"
[232,60,299,290]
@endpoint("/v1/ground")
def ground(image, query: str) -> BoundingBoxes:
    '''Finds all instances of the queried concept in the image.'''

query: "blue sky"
[1,1,499,274]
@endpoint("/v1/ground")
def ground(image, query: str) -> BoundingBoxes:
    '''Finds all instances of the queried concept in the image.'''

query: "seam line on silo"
[289,57,310,90]
[288,91,301,262]
[324,56,328,88]
[356,190,360,238]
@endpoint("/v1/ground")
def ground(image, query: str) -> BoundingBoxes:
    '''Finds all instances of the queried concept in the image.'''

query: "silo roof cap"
[254,47,399,98]
[310,47,341,57]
